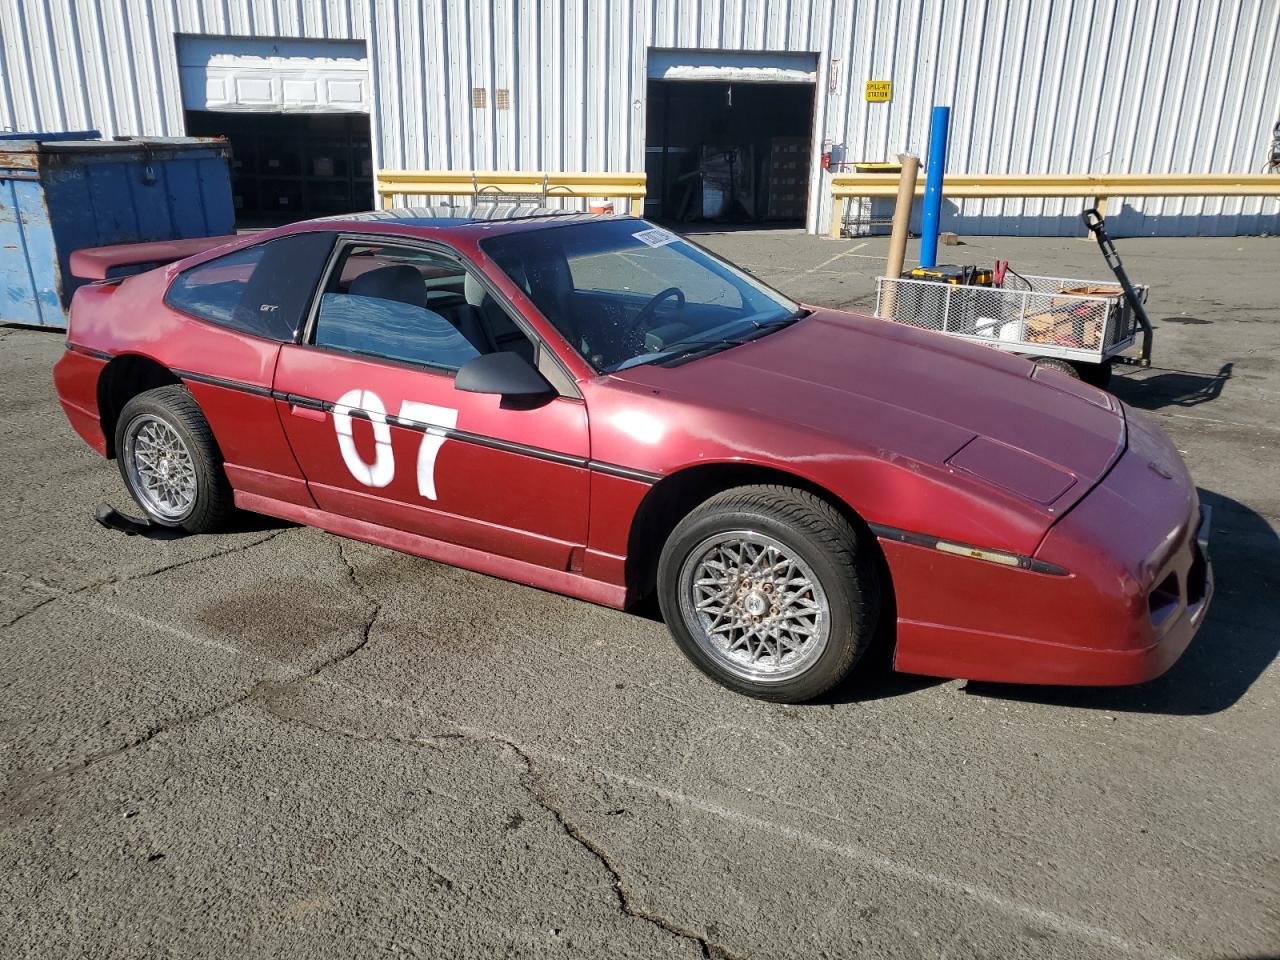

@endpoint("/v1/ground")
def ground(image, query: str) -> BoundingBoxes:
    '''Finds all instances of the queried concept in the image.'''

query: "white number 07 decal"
[332,389,458,501]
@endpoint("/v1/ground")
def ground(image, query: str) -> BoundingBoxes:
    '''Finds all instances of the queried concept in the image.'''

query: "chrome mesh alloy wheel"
[677,530,831,683]
[122,414,198,521]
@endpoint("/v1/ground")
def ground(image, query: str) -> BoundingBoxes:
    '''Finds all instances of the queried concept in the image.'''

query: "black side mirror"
[455,351,555,398]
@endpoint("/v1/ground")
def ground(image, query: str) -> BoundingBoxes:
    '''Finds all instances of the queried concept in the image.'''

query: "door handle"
[289,403,328,422]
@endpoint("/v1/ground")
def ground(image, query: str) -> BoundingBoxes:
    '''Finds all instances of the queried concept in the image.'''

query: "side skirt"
[234,490,628,610]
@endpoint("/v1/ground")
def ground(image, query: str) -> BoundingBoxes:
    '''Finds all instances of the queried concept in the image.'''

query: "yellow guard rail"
[829,172,1280,237]
[377,170,648,215]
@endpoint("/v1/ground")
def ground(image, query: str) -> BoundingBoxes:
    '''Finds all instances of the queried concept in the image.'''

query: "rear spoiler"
[69,235,237,281]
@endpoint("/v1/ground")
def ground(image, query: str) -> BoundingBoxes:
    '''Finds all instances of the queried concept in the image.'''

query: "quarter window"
[164,231,335,341]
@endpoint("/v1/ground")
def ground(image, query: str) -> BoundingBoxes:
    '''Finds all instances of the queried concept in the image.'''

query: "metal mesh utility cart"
[873,273,1148,379]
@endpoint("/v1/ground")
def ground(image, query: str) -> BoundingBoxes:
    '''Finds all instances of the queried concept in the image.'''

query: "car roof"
[305,205,612,234]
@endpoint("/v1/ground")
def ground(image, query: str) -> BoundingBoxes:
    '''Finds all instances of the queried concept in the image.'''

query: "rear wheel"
[1074,359,1114,389]
[657,485,880,702]
[114,385,234,533]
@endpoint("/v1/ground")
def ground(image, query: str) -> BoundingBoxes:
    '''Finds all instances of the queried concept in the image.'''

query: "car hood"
[615,308,1125,511]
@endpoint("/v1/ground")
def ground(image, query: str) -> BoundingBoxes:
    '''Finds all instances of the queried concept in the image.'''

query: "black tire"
[656,485,881,703]
[1074,360,1114,390]
[113,385,234,534]
[1033,357,1081,379]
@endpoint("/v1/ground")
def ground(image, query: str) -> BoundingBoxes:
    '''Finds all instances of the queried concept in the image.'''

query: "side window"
[165,231,335,341]
[313,243,483,371]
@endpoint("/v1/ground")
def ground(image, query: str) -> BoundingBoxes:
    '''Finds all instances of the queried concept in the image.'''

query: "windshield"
[481,220,801,372]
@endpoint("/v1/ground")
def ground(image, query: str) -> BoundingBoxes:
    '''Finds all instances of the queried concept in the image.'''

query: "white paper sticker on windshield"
[633,227,679,248]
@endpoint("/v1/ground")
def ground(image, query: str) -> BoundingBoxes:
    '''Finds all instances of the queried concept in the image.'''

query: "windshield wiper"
[654,338,749,367]
[609,310,812,372]
[748,307,811,331]
[606,338,744,371]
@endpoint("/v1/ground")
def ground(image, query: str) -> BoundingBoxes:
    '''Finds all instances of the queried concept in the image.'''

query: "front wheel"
[657,485,881,702]
[114,385,234,533]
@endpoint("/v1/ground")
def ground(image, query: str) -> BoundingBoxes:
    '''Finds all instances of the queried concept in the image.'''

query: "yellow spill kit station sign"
[865,80,892,102]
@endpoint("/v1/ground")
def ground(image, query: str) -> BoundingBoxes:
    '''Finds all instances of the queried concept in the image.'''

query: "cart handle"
[1080,207,1153,368]
[1082,208,1120,263]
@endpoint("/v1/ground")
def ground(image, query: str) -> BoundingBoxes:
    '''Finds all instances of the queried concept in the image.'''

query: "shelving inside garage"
[643,49,818,228]
[184,111,373,223]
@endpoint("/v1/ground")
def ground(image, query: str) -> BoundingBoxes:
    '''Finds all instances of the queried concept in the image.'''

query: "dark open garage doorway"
[185,111,373,225]
[645,50,817,229]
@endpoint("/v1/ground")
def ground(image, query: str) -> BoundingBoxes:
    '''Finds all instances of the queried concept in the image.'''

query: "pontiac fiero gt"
[54,210,1212,701]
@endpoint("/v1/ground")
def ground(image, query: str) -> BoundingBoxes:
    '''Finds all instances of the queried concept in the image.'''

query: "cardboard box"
[1024,310,1102,348]
[1057,284,1121,297]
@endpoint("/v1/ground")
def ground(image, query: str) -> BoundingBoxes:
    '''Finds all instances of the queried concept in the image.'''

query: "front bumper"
[888,413,1213,686]
[888,507,1212,685]
[1064,504,1213,685]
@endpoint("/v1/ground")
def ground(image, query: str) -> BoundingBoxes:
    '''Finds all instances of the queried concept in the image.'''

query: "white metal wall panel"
[0,0,367,139]
[828,0,1280,237]
[367,0,1280,235]
[3,0,1278,235]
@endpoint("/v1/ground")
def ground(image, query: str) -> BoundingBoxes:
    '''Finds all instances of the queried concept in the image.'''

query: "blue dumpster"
[0,135,234,328]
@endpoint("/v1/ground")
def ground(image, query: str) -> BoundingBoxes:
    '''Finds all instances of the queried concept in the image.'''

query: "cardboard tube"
[883,154,920,318]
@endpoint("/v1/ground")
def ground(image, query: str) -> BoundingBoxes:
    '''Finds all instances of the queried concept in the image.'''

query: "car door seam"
[168,372,654,483]
[174,368,273,397]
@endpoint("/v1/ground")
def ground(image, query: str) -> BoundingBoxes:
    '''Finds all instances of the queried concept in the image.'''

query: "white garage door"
[646,49,818,83]
[177,36,370,114]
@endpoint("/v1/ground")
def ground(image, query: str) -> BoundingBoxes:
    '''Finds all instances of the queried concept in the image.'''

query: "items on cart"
[874,262,1147,388]
[872,209,1154,392]
[907,264,995,286]
[878,270,1136,344]
[1022,290,1119,349]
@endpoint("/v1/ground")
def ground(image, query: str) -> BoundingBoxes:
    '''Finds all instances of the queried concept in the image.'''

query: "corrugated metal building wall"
[3,0,1278,235]
[365,0,1280,235]
[0,0,367,136]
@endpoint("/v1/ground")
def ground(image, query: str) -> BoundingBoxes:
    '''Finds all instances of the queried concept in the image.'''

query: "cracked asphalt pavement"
[2,232,1278,959]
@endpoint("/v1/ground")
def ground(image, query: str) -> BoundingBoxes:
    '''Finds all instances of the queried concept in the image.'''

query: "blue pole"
[918,105,951,269]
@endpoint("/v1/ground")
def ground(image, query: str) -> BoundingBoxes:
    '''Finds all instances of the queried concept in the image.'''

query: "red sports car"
[53,210,1212,702]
